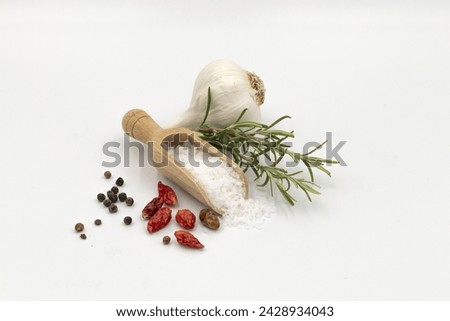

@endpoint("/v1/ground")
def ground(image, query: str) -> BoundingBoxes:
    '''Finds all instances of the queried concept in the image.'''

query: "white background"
[1,0,449,300]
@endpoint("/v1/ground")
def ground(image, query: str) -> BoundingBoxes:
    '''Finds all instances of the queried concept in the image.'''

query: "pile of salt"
[169,145,274,229]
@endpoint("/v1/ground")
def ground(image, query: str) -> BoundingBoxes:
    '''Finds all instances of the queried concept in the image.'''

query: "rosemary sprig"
[195,88,338,205]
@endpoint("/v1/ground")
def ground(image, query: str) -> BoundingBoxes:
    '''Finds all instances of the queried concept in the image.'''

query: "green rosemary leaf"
[302,160,315,182]
[288,170,304,177]
[199,87,212,128]
[299,186,313,202]
[266,115,291,129]
[276,182,296,205]
[250,165,259,177]
[303,140,327,156]
[234,108,249,123]
[315,165,331,177]
[258,129,294,137]
[300,182,321,195]
[324,159,339,164]
[257,172,271,187]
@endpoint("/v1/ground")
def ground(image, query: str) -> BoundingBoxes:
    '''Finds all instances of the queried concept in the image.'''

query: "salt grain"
[169,146,274,229]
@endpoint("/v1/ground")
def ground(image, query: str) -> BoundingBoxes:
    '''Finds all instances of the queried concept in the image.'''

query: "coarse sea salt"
[169,145,274,229]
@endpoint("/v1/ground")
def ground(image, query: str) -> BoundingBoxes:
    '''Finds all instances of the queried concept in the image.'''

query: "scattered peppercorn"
[97,193,106,202]
[74,223,84,232]
[111,186,119,194]
[104,171,111,179]
[103,199,112,207]
[108,204,118,213]
[125,197,134,206]
[107,191,118,203]
[116,177,124,186]
[199,208,220,230]
[80,233,87,240]
[118,192,127,202]
[163,235,171,245]
[94,219,102,226]
[123,216,132,225]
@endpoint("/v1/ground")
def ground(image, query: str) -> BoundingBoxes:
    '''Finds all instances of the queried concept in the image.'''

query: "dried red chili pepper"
[142,197,163,220]
[147,207,172,233]
[174,230,204,249]
[158,181,178,206]
[175,209,196,229]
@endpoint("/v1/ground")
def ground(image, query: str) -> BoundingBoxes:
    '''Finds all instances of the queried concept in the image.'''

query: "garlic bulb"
[168,59,265,129]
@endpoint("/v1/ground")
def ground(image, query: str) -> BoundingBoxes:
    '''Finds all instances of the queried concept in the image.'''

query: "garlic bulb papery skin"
[168,59,265,129]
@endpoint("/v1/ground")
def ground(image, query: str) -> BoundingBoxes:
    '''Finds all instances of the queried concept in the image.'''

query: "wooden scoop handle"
[122,109,162,143]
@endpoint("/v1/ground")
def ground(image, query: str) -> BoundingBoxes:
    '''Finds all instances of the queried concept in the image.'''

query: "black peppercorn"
[107,191,118,203]
[80,233,87,240]
[108,204,118,213]
[115,177,124,186]
[123,216,132,225]
[104,171,111,179]
[118,192,127,202]
[94,219,102,226]
[75,223,84,232]
[97,193,106,202]
[111,186,119,194]
[103,199,112,207]
[125,197,134,206]
[163,235,171,245]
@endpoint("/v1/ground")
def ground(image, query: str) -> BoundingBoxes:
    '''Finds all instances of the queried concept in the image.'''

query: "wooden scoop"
[122,109,249,214]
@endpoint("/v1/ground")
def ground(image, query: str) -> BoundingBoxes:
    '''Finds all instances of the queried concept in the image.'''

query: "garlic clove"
[168,59,265,129]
